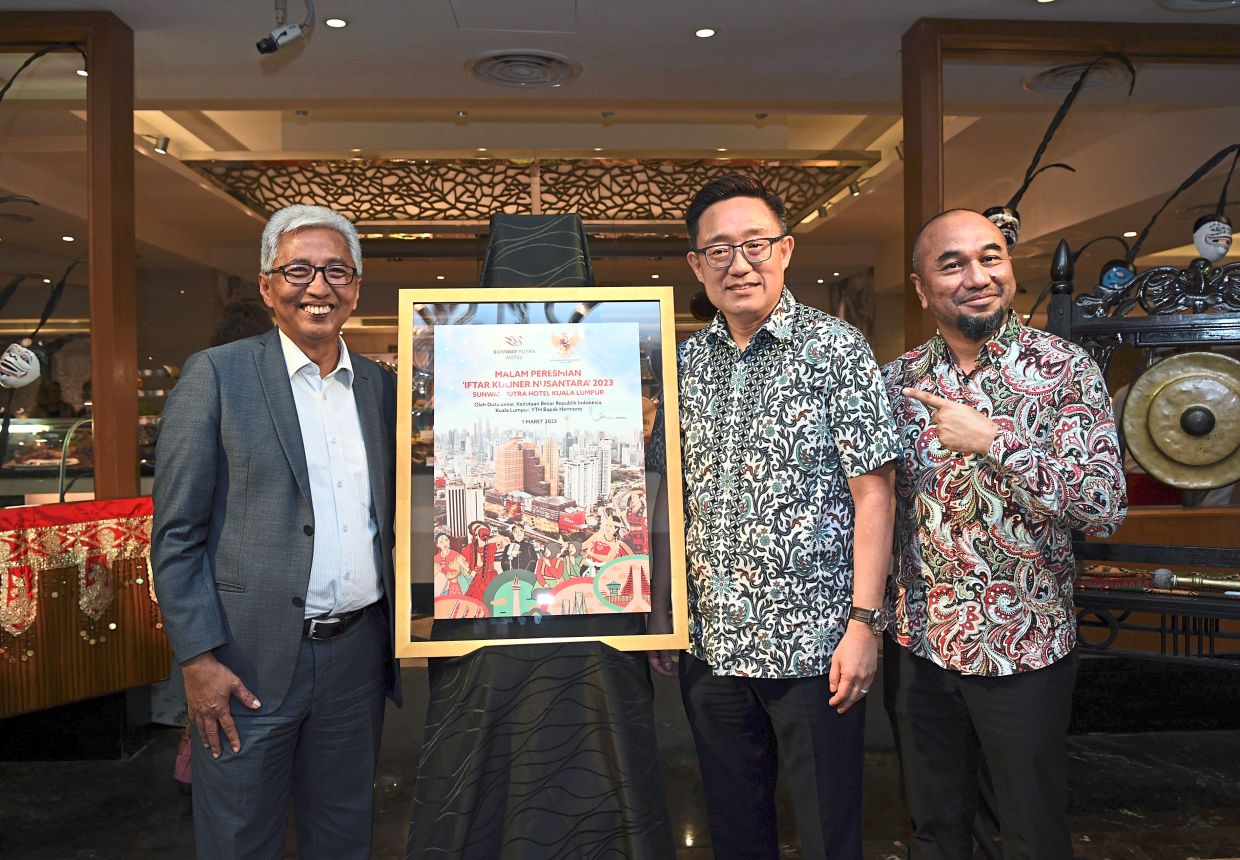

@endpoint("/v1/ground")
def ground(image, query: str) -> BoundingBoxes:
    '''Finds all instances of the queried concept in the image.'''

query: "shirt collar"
[930,309,1019,369]
[277,329,352,383]
[705,287,797,346]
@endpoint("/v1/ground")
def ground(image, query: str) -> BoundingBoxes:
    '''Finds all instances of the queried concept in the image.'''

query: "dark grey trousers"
[189,604,387,859]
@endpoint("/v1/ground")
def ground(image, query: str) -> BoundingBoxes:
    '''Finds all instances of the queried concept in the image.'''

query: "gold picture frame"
[394,287,688,660]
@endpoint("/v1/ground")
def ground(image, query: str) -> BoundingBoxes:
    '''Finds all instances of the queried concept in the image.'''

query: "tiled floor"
[2,657,1239,859]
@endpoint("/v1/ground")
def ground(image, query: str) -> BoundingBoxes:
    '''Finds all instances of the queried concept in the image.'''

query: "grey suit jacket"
[152,326,401,712]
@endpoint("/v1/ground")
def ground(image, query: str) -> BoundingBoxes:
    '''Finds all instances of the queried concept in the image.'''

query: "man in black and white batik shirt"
[663,174,898,860]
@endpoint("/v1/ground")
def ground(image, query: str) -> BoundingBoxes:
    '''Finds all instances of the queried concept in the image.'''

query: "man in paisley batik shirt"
[882,209,1127,860]
[662,174,899,859]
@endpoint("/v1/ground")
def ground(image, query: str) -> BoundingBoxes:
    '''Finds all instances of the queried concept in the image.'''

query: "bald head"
[909,209,1016,344]
[911,209,1003,277]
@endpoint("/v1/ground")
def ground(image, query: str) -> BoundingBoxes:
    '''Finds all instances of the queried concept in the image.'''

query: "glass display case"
[0,417,158,506]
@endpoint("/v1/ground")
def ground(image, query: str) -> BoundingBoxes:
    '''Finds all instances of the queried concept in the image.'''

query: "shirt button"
[337,481,343,488]
[331,437,337,444]
[342,525,349,533]
[303,525,314,536]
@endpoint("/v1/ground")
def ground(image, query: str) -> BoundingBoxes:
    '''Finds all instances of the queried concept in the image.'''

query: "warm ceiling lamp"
[153,136,170,155]
[849,181,861,197]
[1123,230,1138,238]
[324,18,348,28]
[695,28,716,38]
[75,68,88,77]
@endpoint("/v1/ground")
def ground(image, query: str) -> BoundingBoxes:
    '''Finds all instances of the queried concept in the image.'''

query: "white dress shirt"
[278,330,382,618]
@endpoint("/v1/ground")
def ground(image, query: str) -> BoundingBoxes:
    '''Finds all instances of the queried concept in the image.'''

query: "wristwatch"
[847,605,887,635]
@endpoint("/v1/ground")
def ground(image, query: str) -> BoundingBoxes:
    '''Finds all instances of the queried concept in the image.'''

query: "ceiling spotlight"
[456,110,468,118]
[849,181,861,197]
[349,147,362,153]
[75,68,88,77]
[1036,0,1057,4]
[476,147,488,152]
[153,136,170,155]
[695,28,716,38]
[42,277,52,284]
[716,147,728,152]
[257,0,313,54]
[833,271,840,276]
[1122,230,1139,238]
[62,236,75,242]
[651,274,660,279]
[817,278,825,284]
[324,17,347,28]
[593,147,604,152]
[436,275,445,280]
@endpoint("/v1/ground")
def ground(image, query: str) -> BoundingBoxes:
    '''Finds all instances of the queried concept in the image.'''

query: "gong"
[1123,351,1240,490]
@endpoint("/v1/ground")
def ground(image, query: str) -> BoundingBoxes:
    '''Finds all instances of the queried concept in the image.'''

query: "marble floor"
[1,655,1238,859]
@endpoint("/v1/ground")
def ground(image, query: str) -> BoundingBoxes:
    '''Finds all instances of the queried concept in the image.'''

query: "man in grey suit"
[153,204,399,858]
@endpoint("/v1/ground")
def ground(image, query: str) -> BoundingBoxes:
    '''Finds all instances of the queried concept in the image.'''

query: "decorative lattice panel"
[190,158,870,227]
[537,160,857,223]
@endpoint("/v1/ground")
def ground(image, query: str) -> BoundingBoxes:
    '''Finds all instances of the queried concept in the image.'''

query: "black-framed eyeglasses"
[269,263,358,287]
[691,235,787,269]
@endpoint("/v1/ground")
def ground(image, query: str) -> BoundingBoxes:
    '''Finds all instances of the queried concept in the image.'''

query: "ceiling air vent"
[466,50,581,88]
[1023,57,1133,95]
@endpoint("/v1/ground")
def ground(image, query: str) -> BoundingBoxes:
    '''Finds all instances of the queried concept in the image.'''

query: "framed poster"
[394,287,688,659]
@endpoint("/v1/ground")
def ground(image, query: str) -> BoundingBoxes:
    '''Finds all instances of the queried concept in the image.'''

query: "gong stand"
[1046,241,1240,664]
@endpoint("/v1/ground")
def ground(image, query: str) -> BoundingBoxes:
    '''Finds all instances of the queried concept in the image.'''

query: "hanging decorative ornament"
[1126,143,1239,270]
[1099,259,1138,289]
[1193,214,1233,263]
[987,53,1136,248]
[1190,149,1237,263]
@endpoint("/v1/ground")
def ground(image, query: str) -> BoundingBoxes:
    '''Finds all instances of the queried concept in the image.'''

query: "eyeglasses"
[691,235,787,269]
[269,263,358,286]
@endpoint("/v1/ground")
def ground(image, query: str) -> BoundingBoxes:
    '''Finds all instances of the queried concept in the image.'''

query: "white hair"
[259,204,363,276]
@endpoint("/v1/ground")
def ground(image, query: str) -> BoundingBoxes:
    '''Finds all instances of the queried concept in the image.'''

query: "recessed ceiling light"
[456,111,468,118]
[695,28,716,38]
[1036,0,1056,4]
[324,17,348,28]
[833,271,840,276]
[61,235,75,242]
[42,277,51,284]
[817,278,825,284]
[350,148,362,153]
[75,68,88,77]
[593,147,603,152]
[436,275,445,280]
[651,274,660,279]
[716,147,728,152]
[476,147,488,152]
[1123,230,1138,238]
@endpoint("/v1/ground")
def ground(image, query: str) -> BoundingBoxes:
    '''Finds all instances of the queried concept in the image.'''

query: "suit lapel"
[351,355,389,528]
[255,328,313,508]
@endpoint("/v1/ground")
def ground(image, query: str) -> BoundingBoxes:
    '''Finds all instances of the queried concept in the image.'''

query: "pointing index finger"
[902,387,951,409]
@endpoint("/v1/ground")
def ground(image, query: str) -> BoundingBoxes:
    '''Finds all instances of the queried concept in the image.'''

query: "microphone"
[1151,568,1240,594]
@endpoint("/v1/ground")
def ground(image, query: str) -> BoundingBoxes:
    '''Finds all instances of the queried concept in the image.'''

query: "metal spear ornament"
[985,54,1137,248]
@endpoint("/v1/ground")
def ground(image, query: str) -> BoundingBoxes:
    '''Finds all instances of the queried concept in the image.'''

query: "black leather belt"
[303,607,366,640]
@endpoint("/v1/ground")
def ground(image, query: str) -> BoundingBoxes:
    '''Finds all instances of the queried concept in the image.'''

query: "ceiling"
[1,0,1239,341]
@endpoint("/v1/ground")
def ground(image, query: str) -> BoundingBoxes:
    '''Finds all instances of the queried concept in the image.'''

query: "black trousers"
[679,653,864,860]
[884,638,1078,860]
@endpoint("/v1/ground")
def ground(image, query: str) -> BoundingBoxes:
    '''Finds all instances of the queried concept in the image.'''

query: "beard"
[954,308,1006,341]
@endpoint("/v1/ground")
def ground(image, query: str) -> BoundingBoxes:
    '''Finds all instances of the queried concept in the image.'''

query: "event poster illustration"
[431,322,650,620]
